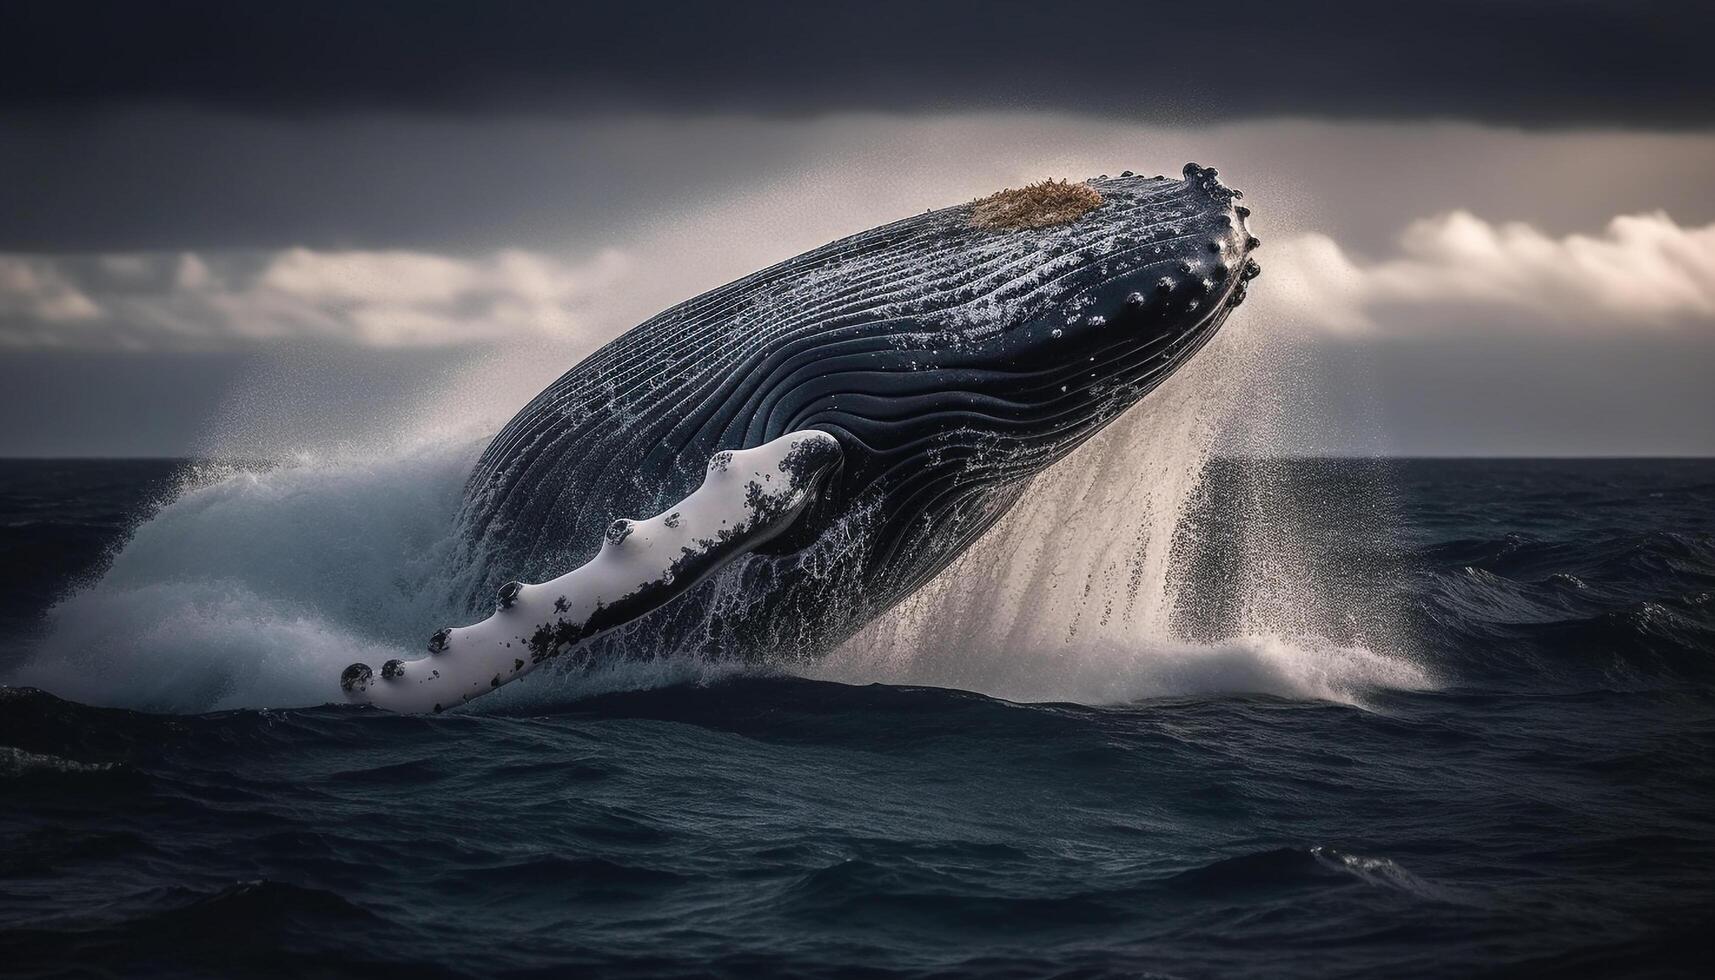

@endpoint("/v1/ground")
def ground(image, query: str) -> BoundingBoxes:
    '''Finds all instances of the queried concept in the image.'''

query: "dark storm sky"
[2,1,1712,456]
[6,1,1712,127]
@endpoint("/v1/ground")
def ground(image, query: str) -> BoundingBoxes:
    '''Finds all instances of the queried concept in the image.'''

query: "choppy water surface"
[3,457,1712,977]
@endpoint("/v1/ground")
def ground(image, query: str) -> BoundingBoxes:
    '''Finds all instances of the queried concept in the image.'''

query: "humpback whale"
[342,165,1261,711]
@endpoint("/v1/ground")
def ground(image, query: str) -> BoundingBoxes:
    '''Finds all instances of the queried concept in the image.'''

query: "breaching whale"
[342,165,1261,712]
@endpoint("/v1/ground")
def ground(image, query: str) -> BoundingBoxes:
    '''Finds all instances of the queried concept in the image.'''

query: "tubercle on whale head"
[1015,162,1261,363]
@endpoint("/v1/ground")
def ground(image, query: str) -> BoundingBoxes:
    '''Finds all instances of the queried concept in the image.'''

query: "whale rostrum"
[342,165,1261,711]
[342,431,843,712]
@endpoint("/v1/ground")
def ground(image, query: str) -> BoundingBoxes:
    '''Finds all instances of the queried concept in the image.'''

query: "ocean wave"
[814,632,1433,708]
[0,744,117,778]
[1168,845,1474,905]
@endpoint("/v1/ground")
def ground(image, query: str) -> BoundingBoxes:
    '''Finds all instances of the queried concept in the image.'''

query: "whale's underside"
[346,165,1260,709]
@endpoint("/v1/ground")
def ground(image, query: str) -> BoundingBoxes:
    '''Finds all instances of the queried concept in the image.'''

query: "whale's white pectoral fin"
[341,430,843,713]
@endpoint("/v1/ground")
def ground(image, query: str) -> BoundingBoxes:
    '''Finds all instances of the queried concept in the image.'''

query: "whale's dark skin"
[454,164,1260,668]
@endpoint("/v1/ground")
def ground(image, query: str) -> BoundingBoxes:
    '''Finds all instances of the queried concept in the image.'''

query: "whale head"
[768,165,1258,565]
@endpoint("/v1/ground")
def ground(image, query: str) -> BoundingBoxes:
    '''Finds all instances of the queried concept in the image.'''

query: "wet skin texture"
[455,165,1260,663]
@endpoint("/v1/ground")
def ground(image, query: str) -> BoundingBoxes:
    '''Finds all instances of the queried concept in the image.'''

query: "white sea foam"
[813,632,1427,708]
[0,745,118,777]
[1309,846,1477,905]
[12,439,484,712]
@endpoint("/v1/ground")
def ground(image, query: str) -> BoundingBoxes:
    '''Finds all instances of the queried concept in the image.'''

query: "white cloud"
[1262,211,1715,334]
[0,247,630,350]
[0,258,104,326]
[8,208,1715,351]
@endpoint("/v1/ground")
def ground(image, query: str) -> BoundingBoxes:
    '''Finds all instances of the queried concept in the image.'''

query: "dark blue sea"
[3,457,1713,978]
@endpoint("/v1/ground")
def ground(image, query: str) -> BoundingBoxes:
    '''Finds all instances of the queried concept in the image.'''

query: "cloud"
[0,259,103,324]
[0,247,630,350]
[8,209,1715,351]
[1261,211,1715,334]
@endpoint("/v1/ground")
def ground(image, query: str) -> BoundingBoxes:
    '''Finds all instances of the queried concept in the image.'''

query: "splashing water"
[13,440,486,712]
[818,315,1431,706]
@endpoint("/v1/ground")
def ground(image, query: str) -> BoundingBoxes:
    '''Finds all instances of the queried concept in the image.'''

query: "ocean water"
[2,455,1713,978]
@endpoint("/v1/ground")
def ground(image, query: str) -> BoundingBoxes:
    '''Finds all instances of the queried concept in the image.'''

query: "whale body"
[343,165,1260,710]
